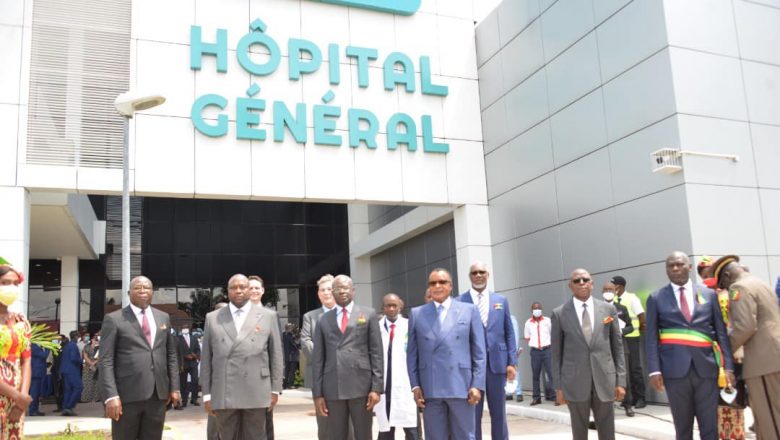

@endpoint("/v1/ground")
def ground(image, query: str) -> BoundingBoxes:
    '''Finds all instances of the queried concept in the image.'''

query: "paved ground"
[25,390,754,439]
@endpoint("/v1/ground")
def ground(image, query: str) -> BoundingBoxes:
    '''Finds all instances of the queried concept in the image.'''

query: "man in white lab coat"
[376,293,419,439]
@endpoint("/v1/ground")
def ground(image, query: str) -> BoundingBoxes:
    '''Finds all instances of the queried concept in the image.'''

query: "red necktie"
[679,286,692,322]
[340,308,349,333]
[389,323,396,344]
[141,308,152,345]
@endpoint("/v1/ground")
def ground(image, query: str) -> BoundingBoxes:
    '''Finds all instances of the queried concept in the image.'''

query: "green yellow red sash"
[659,328,727,388]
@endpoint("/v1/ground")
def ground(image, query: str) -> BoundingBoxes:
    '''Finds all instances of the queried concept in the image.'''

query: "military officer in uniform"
[711,255,780,440]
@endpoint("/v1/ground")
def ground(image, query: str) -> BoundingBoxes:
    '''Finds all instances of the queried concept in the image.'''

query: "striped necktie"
[478,293,488,327]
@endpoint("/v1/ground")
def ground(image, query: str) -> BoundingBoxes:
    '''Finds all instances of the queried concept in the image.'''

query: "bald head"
[666,251,691,286]
[469,261,490,292]
[383,293,404,322]
[332,275,355,307]
[128,275,154,309]
[227,274,249,308]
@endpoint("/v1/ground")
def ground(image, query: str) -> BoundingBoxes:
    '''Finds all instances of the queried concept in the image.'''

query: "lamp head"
[114,92,166,117]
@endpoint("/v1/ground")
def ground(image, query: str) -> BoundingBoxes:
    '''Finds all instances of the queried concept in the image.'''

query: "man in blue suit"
[457,262,516,440]
[645,252,734,440]
[407,267,486,440]
[60,330,84,416]
[29,343,49,416]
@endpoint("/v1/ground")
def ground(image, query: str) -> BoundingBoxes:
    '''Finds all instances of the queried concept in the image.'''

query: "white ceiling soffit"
[29,193,105,259]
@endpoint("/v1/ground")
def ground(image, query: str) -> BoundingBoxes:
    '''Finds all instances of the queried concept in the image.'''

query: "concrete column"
[0,186,30,314]
[347,203,373,307]
[453,204,494,293]
[60,256,79,336]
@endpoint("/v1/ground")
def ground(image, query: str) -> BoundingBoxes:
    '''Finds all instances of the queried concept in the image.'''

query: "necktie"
[581,303,592,343]
[679,286,692,322]
[437,304,445,325]
[617,296,622,305]
[141,308,152,346]
[386,322,396,418]
[340,308,349,333]
[234,309,243,333]
[478,293,488,327]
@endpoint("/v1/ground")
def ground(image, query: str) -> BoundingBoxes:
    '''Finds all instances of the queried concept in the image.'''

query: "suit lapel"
[424,303,441,337]
[236,305,263,345]
[591,301,605,348]
[339,305,363,345]
[151,308,166,349]
[438,301,461,341]
[219,306,238,342]
[564,300,588,345]
[123,306,150,348]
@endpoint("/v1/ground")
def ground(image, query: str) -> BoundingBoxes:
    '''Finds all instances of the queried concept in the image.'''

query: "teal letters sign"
[313,0,420,15]
[189,18,450,154]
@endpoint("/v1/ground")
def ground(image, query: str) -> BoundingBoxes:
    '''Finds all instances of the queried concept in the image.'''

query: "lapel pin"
[357,313,366,325]
[602,316,614,325]
[493,303,503,310]
[255,325,262,333]
[160,324,167,330]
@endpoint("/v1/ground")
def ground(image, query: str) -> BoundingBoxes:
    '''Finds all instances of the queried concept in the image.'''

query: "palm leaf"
[30,323,61,354]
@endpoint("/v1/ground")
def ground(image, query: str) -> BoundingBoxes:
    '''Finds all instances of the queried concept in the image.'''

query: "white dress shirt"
[229,301,252,334]
[129,303,157,344]
[573,296,595,328]
[524,316,552,349]
[670,280,695,314]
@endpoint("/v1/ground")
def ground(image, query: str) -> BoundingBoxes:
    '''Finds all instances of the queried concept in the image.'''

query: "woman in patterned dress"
[0,260,33,439]
[80,333,100,402]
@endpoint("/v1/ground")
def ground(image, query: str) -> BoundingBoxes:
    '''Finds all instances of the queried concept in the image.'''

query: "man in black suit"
[312,274,384,440]
[100,276,181,440]
[177,323,201,408]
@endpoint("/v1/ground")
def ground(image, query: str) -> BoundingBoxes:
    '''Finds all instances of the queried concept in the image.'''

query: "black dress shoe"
[634,399,647,409]
[625,406,635,417]
[515,395,524,402]
[530,399,542,406]
[29,411,46,416]
[191,402,200,406]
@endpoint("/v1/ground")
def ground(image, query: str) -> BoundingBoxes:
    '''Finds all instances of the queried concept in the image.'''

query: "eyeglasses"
[428,280,450,286]
[571,277,591,284]
[470,270,487,276]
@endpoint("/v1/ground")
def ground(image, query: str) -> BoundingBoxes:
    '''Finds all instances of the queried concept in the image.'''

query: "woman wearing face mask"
[0,258,33,438]
[80,332,100,402]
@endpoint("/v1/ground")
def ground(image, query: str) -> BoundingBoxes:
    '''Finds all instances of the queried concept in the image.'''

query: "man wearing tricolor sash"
[645,252,734,440]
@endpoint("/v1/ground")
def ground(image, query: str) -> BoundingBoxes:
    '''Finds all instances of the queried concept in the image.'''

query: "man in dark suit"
[29,343,49,416]
[100,276,181,440]
[456,261,516,440]
[177,324,200,408]
[407,268,486,440]
[312,274,383,440]
[302,274,354,440]
[282,323,300,389]
[60,330,83,416]
[552,268,626,440]
[645,252,734,440]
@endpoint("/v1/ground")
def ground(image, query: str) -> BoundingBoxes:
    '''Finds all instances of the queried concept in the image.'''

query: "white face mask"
[602,292,615,302]
[0,284,19,306]
[532,309,542,318]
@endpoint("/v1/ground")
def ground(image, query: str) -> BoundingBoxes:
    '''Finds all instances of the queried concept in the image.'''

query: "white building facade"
[1,0,779,393]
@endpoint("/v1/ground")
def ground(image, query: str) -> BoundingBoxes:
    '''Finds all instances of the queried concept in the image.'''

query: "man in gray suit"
[201,274,284,440]
[100,276,181,440]
[552,268,626,440]
[301,274,335,389]
[312,274,384,440]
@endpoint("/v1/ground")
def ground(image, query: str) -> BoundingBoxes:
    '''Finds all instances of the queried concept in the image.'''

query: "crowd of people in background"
[3,250,780,439]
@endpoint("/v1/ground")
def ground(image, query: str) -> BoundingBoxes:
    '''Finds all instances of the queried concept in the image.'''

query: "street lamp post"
[114,92,165,307]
